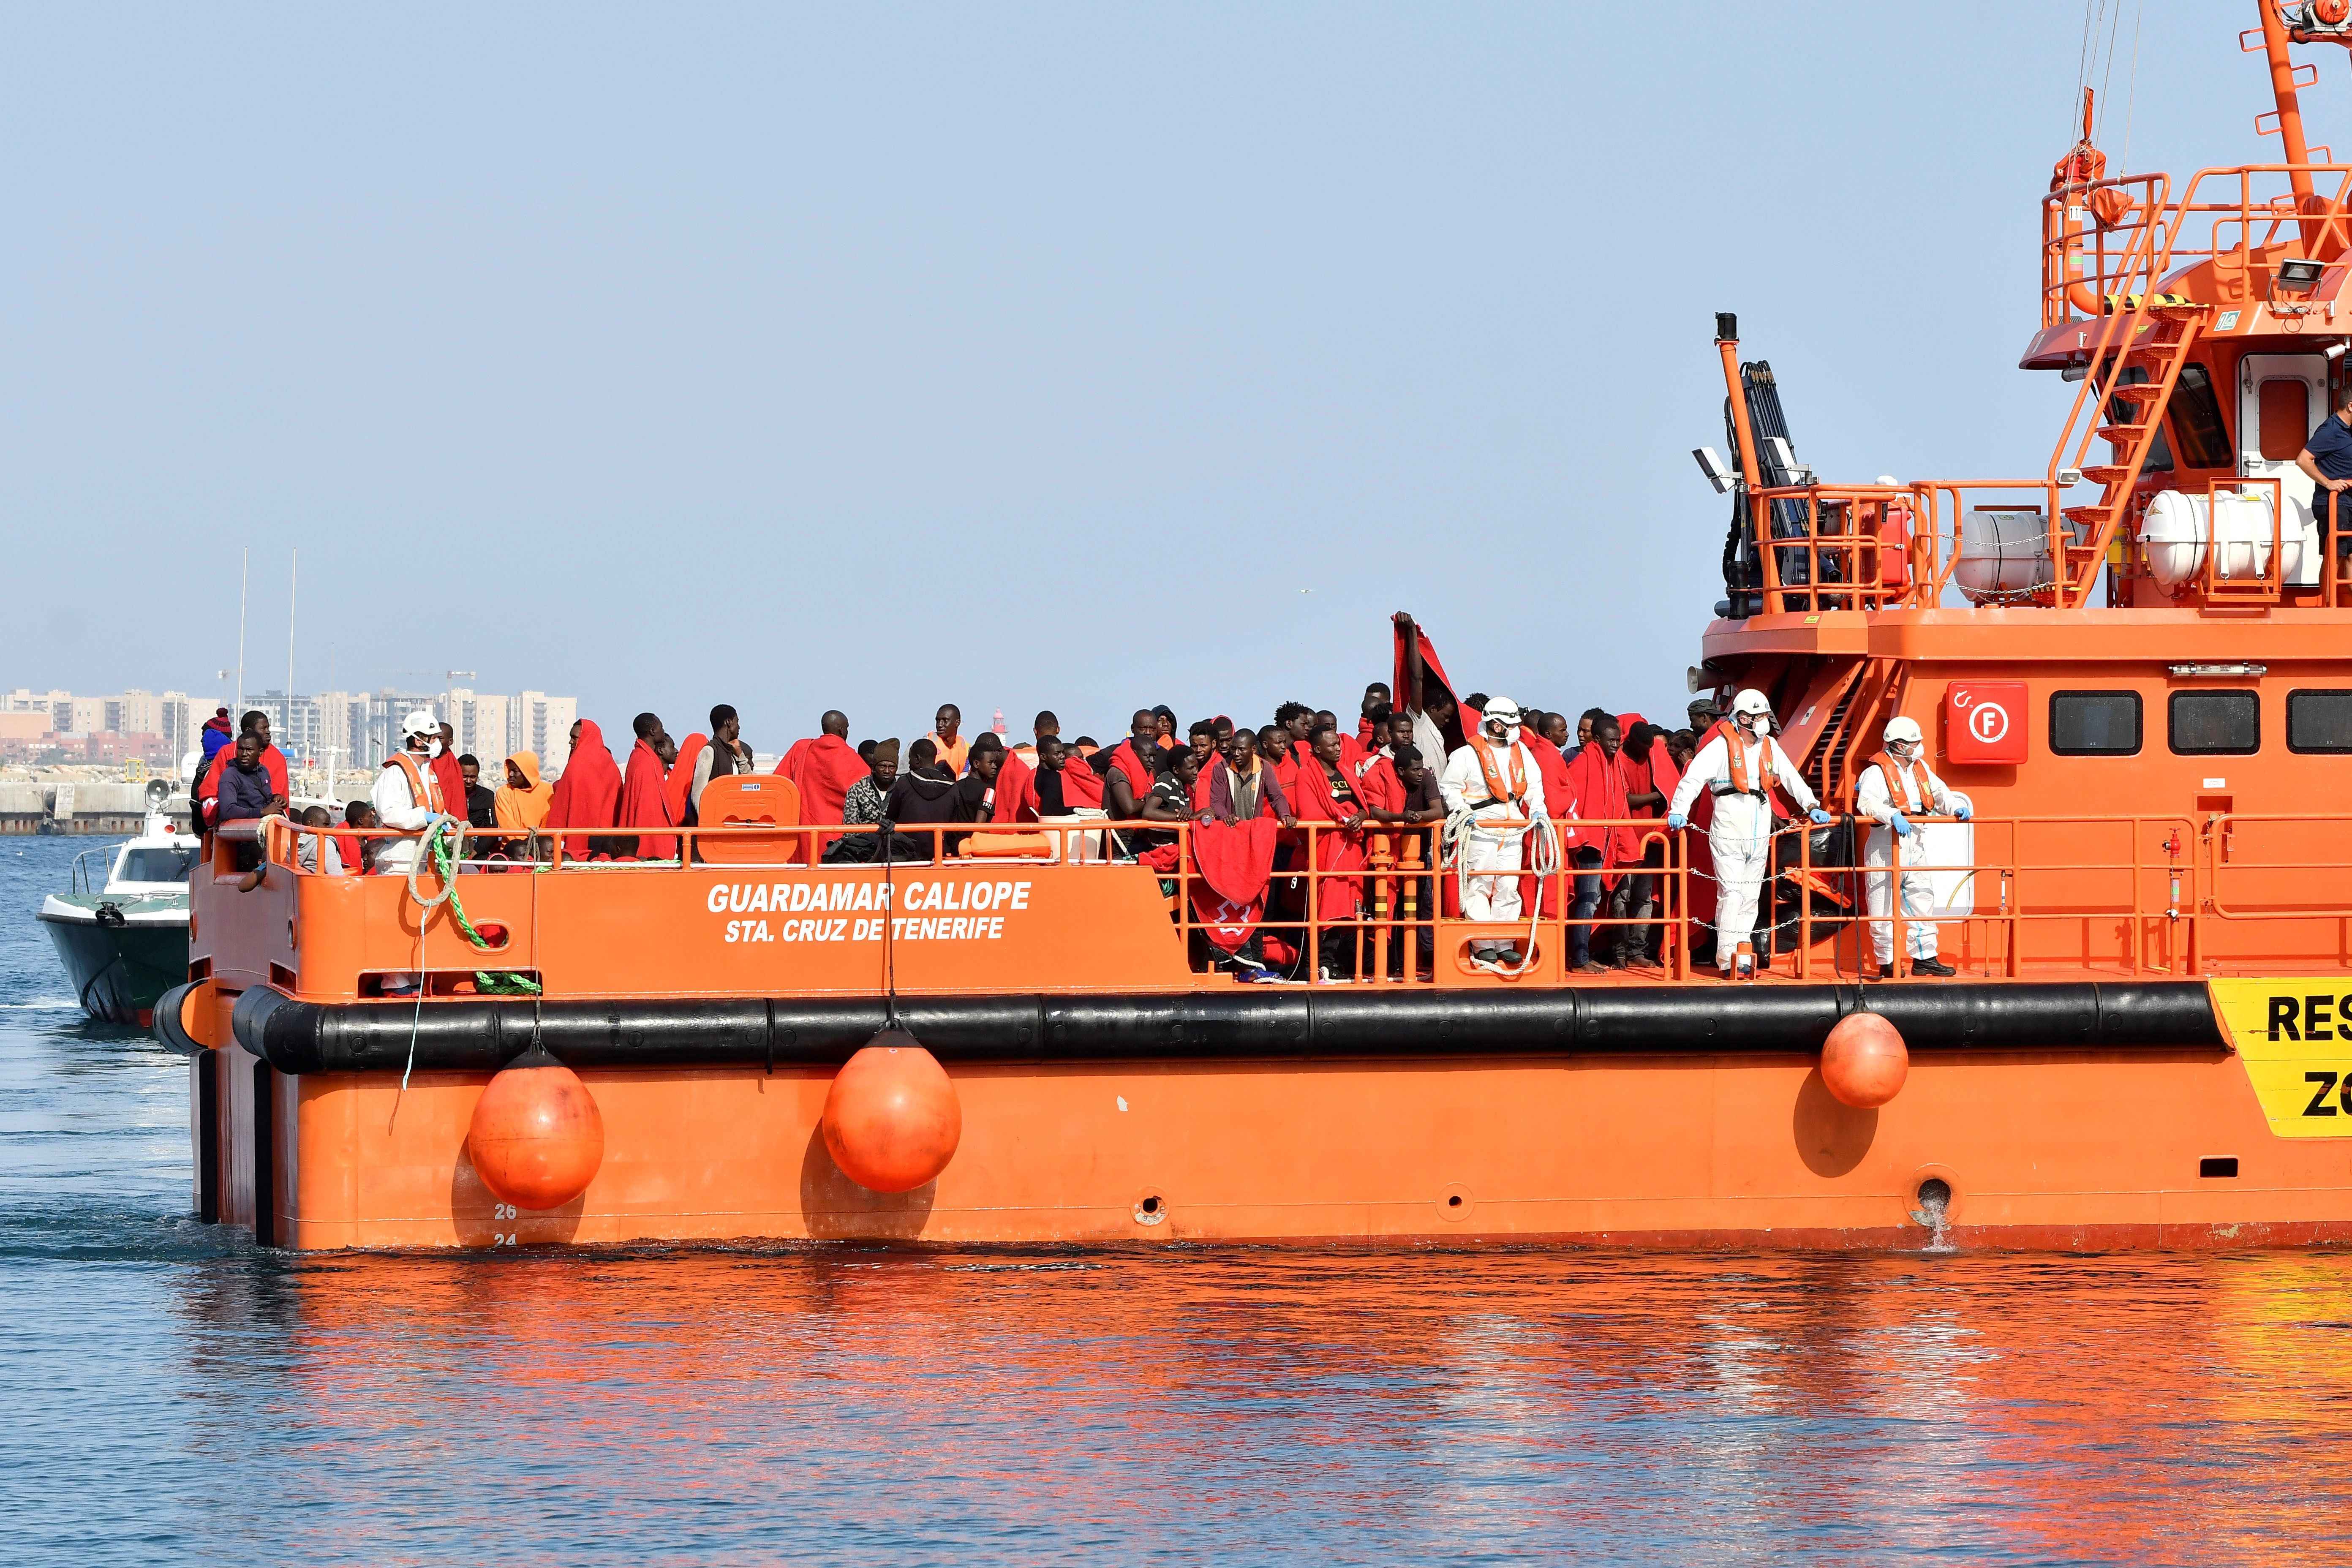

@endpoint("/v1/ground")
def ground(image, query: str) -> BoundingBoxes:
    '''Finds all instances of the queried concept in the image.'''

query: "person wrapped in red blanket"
[1560,714,1639,971]
[544,719,623,860]
[1131,745,1203,876]
[1289,722,1372,979]
[1618,716,1680,966]
[619,711,678,860]
[1192,730,1296,980]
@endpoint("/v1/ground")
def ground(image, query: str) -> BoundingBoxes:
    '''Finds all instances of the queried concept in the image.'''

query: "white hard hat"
[400,709,439,738]
[1729,689,1773,719]
[1884,715,1924,746]
[1484,696,1523,725]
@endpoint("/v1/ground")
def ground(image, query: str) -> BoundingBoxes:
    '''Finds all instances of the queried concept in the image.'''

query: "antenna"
[233,548,248,716]
[287,546,298,706]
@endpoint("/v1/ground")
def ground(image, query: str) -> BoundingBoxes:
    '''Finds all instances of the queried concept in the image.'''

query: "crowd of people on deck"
[200,660,1966,982]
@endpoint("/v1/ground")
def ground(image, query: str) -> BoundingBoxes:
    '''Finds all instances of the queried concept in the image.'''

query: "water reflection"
[106,1249,2330,1562]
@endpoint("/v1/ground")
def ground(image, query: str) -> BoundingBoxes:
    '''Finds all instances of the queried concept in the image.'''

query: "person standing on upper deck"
[777,711,866,826]
[619,712,678,860]
[2298,388,2352,563]
[1439,696,1546,974]
[1854,716,1971,980]
[372,710,448,877]
[688,705,754,819]
[924,705,970,777]
[1667,689,1832,979]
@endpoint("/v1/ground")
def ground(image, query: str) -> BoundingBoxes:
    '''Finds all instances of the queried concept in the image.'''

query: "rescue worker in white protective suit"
[369,709,452,997]
[1666,689,1832,978]
[1439,696,1547,972]
[371,709,448,879]
[1854,715,1971,979]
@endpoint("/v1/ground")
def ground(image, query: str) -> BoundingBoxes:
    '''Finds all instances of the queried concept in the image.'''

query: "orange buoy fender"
[820,1031,961,1193]
[1821,1011,1908,1109]
[466,1045,606,1210]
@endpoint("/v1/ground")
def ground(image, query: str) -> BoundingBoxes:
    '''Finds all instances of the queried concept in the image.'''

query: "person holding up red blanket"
[544,718,623,859]
[1560,714,1639,971]
[618,711,679,860]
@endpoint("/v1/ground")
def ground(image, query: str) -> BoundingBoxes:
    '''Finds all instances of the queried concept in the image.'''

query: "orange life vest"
[1857,750,1925,813]
[1704,719,1769,798]
[1465,734,1527,808]
[385,750,445,815]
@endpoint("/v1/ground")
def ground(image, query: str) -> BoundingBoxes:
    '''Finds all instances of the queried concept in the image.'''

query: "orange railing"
[1747,479,2065,615]
[221,804,2352,988]
[2042,164,2352,328]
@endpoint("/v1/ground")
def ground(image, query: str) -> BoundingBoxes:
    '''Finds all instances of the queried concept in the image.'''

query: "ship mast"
[2258,0,2323,250]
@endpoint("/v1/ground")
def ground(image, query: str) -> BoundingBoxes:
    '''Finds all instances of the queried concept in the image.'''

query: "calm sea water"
[3,836,2351,1565]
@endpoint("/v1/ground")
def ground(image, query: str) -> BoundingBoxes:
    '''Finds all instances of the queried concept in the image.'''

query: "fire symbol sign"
[1945,681,2028,763]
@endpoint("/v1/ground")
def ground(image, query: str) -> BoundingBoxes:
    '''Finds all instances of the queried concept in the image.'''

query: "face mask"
[430,739,446,758]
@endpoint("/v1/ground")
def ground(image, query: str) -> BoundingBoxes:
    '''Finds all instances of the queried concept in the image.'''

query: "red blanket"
[991,748,1040,823]
[544,720,622,858]
[621,737,677,859]
[1105,741,1157,816]
[777,734,866,826]
[432,751,466,825]
[1051,760,1105,810]
[1190,817,1279,953]
[667,733,708,825]
[1288,756,1369,923]
[1561,743,1635,887]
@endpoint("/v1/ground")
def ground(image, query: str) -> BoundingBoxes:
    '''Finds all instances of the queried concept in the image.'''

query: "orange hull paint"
[208,1043,2352,1252]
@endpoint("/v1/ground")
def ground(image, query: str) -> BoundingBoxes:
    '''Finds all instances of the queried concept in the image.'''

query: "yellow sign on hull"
[2211,979,2352,1140]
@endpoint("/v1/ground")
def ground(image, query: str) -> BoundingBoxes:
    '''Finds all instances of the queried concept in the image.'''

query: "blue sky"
[0,2,2309,746]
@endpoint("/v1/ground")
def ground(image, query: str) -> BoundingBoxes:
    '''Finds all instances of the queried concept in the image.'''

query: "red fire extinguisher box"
[1945,681,2028,763]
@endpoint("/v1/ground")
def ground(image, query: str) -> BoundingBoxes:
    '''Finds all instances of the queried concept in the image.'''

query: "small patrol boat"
[40,781,198,1025]
[164,3,2352,1250]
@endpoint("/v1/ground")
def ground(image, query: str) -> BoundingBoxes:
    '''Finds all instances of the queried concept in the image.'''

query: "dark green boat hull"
[40,913,189,1025]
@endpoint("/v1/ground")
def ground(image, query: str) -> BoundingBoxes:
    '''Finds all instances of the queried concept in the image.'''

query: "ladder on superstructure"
[2052,298,2210,606]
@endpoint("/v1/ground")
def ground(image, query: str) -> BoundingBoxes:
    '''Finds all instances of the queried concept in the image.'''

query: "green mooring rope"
[419,818,542,996]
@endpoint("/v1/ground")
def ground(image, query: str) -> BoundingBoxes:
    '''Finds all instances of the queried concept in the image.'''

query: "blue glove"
[1809,808,1834,826]
[1890,811,1914,838]
[1666,813,1688,831]
[1952,803,1972,822]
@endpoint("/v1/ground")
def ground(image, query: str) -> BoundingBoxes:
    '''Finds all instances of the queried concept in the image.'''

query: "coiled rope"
[398,817,541,1096]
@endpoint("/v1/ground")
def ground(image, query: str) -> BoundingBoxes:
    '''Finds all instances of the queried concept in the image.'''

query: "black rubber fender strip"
[153,982,201,1055]
[233,980,2227,1075]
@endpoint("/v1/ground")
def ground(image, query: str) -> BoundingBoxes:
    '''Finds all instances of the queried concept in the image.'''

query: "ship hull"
[198,984,2352,1252]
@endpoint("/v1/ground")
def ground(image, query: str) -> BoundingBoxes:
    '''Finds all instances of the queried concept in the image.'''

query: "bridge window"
[2169,690,2259,755]
[2169,365,2232,468]
[2050,690,2142,755]
[2288,689,2352,754]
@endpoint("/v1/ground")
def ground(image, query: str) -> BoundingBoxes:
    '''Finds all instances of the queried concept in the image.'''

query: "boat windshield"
[114,847,195,885]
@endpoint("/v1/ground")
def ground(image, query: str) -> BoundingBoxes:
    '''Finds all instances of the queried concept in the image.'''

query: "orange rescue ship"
[166,4,2352,1250]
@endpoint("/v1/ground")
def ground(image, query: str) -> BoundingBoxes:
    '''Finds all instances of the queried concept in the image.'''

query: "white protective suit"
[1667,725,1821,971]
[1854,754,1970,964]
[370,749,444,875]
[1439,738,1548,926]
